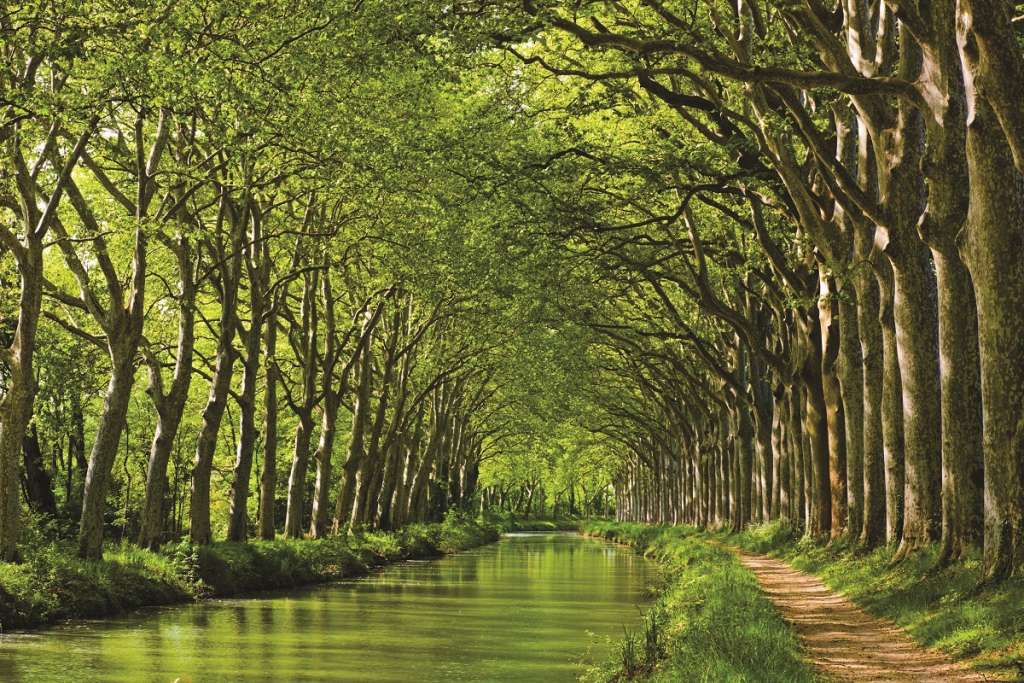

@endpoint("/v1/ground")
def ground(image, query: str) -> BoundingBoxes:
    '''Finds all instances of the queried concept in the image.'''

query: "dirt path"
[734,550,987,682]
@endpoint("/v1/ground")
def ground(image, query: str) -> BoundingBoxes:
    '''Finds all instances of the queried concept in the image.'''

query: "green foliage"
[483,509,582,532]
[582,522,820,683]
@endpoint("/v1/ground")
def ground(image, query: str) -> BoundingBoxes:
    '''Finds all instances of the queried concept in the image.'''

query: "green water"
[0,533,655,682]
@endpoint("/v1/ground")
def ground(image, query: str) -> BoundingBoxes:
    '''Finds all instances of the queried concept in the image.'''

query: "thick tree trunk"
[958,93,1024,579]
[931,249,984,563]
[837,289,864,540]
[0,243,44,561]
[873,255,906,543]
[886,238,942,555]
[799,311,831,539]
[786,385,805,528]
[1,123,92,560]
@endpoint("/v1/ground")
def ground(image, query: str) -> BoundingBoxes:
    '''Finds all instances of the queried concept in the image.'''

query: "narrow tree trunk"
[138,239,195,550]
[875,255,906,543]
[854,225,887,547]
[226,325,261,542]
[283,413,314,537]
[189,337,236,546]
[820,274,848,538]
[333,333,373,534]
[22,425,56,516]
[309,394,339,538]
[283,270,320,539]
[257,318,278,540]
[79,347,139,559]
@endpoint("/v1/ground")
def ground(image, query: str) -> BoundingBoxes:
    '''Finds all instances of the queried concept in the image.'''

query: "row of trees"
[0,1,562,561]
[4,0,1022,585]
[436,0,1024,581]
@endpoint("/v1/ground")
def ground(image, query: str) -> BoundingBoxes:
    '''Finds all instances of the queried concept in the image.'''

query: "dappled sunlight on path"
[735,551,986,682]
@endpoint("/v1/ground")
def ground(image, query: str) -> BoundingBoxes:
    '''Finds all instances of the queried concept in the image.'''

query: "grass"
[581,521,822,682]
[713,520,1024,678]
[0,512,499,631]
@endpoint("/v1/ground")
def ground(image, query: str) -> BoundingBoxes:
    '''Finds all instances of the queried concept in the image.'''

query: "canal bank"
[581,521,819,682]
[0,531,654,682]
[0,514,498,632]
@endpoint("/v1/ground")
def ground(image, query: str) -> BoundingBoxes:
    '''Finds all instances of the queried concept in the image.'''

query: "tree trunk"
[887,237,942,555]
[958,91,1024,579]
[79,346,139,559]
[799,310,831,539]
[188,336,236,546]
[931,248,984,563]
[333,333,373,534]
[138,238,194,550]
[257,318,278,540]
[308,394,339,538]
[226,322,261,542]
[283,413,314,538]
[854,224,887,547]
[22,425,56,516]
[0,242,44,561]
[837,287,864,540]
[820,273,848,538]
[283,270,320,539]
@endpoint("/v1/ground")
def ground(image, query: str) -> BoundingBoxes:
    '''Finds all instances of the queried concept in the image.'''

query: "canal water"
[0,532,655,681]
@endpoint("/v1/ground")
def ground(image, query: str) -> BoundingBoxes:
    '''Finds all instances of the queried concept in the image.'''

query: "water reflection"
[0,533,654,682]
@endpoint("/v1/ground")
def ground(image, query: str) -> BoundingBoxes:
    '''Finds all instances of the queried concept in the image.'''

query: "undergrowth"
[0,512,498,631]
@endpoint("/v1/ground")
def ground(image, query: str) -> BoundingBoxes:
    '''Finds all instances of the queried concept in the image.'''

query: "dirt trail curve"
[733,550,987,682]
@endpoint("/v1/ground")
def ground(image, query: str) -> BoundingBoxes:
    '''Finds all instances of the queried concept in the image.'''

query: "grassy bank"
[717,521,1024,678]
[582,521,820,682]
[0,514,498,631]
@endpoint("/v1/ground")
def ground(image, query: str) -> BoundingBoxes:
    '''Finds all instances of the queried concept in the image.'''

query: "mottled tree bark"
[283,271,320,539]
[257,313,279,540]
[333,327,373,534]
[956,0,1024,579]
[138,237,195,550]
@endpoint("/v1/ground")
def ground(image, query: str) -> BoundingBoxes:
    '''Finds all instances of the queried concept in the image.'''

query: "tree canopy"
[1,0,1022,583]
